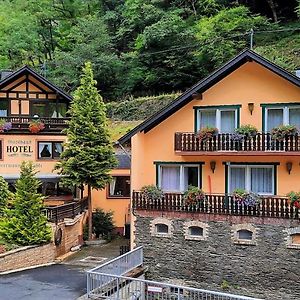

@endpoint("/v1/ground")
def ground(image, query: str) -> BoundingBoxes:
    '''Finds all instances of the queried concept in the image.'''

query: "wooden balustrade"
[0,116,69,132]
[45,197,88,223]
[132,191,299,220]
[175,132,300,153]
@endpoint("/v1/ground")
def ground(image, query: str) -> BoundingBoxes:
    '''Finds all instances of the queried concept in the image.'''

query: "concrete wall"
[134,211,300,300]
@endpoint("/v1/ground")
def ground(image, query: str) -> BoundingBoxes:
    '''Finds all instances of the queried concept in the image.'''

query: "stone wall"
[134,211,300,300]
[0,244,56,273]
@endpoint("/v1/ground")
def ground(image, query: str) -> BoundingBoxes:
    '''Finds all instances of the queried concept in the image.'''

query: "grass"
[108,120,142,141]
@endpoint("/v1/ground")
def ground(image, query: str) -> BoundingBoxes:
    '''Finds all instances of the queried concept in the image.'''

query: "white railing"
[86,272,263,300]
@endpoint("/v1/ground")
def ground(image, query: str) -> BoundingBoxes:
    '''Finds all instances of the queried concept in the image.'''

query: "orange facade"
[129,57,300,196]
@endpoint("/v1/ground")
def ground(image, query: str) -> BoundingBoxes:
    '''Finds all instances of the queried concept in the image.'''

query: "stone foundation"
[134,211,300,300]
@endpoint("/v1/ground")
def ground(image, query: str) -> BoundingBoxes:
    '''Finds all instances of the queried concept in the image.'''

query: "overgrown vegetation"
[0,1,298,101]
[0,162,51,246]
[92,209,115,240]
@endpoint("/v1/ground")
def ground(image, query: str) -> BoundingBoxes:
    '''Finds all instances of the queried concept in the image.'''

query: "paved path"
[0,238,129,300]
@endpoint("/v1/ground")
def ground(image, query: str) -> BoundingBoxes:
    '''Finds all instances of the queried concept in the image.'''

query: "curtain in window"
[110,177,116,195]
[230,167,246,192]
[251,168,273,194]
[200,110,216,129]
[267,109,283,131]
[290,108,300,131]
[161,166,180,191]
[220,110,235,133]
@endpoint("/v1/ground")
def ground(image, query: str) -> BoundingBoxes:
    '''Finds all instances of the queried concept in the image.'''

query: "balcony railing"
[0,116,69,133]
[133,191,299,220]
[175,132,300,153]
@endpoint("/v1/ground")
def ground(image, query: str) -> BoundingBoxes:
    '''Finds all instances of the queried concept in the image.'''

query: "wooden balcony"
[174,132,300,155]
[132,191,299,220]
[0,116,70,134]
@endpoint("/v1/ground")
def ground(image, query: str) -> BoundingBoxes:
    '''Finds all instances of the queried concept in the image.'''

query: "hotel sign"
[6,140,34,158]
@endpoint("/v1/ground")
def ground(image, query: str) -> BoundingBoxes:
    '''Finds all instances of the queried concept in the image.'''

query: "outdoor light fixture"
[210,161,216,173]
[286,162,293,174]
[248,102,254,115]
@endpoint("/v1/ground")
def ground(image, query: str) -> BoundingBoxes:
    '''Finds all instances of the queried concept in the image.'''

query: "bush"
[92,209,115,240]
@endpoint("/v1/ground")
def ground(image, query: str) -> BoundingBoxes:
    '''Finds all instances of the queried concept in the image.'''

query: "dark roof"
[0,65,72,101]
[118,49,300,144]
[115,154,131,169]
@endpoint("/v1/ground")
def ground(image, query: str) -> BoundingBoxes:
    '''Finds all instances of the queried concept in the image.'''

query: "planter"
[232,189,261,207]
[183,185,206,206]
[287,191,300,209]
[197,126,218,143]
[271,125,298,142]
[29,120,45,133]
[0,120,12,133]
[141,185,164,202]
[235,124,258,138]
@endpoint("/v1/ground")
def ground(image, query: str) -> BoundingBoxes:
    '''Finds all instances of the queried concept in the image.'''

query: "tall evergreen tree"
[0,162,51,246]
[0,176,10,217]
[57,62,117,239]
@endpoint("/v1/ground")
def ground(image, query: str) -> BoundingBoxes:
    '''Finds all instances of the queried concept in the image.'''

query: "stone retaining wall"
[135,211,300,300]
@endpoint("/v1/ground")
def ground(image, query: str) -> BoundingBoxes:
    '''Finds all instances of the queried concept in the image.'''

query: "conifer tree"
[0,176,10,217]
[57,62,117,239]
[0,162,51,245]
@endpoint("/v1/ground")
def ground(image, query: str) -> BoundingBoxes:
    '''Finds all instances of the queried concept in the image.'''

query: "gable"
[119,49,300,144]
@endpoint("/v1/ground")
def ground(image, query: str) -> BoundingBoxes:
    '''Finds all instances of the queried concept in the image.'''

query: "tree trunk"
[88,185,92,240]
[266,0,278,22]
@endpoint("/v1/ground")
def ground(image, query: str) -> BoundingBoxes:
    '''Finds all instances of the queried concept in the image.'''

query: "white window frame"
[228,164,274,195]
[197,108,238,133]
[157,164,201,192]
[265,106,300,132]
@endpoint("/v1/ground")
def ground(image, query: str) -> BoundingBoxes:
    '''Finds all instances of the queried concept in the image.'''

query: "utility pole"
[250,28,254,50]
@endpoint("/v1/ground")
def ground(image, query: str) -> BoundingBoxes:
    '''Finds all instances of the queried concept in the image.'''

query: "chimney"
[0,70,13,81]
[295,70,300,78]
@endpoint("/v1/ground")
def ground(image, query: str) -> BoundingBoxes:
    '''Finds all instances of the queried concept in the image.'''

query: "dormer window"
[195,105,240,133]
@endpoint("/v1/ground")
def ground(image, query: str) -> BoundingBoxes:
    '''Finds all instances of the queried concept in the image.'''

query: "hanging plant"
[235,124,258,138]
[28,119,45,133]
[197,126,218,142]
[0,119,12,133]
[232,189,261,207]
[286,191,300,209]
[271,125,298,142]
[141,185,164,202]
[183,185,206,206]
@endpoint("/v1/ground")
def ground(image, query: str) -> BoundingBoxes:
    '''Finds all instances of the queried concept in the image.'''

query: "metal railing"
[133,192,299,220]
[87,246,143,297]
[87,273,262,300]
[175,132,300,153]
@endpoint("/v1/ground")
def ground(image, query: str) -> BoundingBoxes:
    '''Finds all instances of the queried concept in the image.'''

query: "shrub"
[0,176,10,217]
[183,185,206,205]
[271,125,298,142]
[197,126,218,142]
[92,209,115,240]
[141,185,164,202]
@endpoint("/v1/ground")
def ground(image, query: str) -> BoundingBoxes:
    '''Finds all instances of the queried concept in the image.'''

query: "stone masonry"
[135,211,300,300]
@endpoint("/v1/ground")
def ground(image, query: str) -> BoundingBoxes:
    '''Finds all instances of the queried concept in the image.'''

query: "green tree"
[57,62,117,239]
[0,176,10,217]
[0,162,51,246]
[92,209,114,239]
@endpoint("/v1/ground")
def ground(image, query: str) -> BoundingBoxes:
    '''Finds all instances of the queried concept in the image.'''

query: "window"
[196,107,239,133]
[32,101,67,118]
[155,224,169,234]
[189,226,203,237]
[38,141,63,159]
[0,100,9,117]
[286,227,300,249]
[109,176,130,198]
[38,181,73,196]
[157,164,201,192]
[291,234,300,245]
[229,165,274,195]
[238,229,253,240]
[265,106,300,131]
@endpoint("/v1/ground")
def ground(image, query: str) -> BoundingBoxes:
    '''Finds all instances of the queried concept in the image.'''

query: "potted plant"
[197,126,218,142]
[286,191,300,209]
[28,119,45,133]
[235,124,258,138]
[183,185,206,206]
[0,119,12,133]
[271,125,298,142]
[141,185,164,202]
[232,188,261,207]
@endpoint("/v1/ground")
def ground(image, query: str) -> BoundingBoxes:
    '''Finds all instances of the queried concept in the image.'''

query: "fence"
[132,192,299,220]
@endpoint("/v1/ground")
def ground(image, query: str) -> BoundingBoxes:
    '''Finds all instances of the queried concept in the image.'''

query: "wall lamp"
[286,162,293,174]
[248,102,254,115]
[210,161,216,173]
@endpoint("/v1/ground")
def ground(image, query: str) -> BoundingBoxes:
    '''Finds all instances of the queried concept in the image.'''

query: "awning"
[1,174,64,183]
